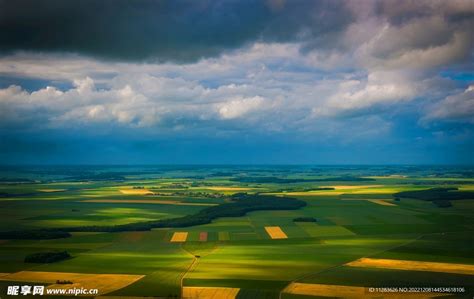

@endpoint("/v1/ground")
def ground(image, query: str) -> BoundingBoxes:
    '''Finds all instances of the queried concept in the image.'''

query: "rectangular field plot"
[119,188,154,195]
[346,258,474,275]
[218,232,230,241]
[0,271,144,295]
[264,226,288,239]
[199,232,208,242]
[296,222,356,237]
[283,282,449,298]
[299,264,474,292]
[283,282,366,298]
[170,232,188,242]
[182,286,240,299]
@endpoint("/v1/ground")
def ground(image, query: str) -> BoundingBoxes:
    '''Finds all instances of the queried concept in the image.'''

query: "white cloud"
[217,96,266,119]
[425,85,474,123]
[313,71,419,116]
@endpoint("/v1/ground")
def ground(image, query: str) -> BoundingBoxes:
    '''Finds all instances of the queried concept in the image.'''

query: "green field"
[0,165,473,298]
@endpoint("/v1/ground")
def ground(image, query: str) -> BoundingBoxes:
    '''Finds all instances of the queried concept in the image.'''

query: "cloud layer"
[0,0,473,163]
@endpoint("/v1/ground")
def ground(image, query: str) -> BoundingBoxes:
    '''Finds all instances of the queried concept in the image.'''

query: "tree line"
[0,193,306,239]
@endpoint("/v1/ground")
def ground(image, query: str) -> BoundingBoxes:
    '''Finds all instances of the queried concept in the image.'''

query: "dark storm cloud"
[0,0,353,62]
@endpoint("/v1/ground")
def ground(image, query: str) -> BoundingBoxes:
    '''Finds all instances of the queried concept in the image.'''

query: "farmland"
[0,165,473,298]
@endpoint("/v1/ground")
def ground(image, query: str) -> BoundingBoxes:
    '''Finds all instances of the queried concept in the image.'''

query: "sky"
[0,0,473,165]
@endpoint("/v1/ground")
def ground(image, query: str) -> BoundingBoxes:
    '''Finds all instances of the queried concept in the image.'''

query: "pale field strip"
[0,271,144,295]
[37,189,67,192]
[170,232,188,242]
[283,282,448,298]
[346,258,474,275]
[264,226,288,239]
[82,199,217,206]
[320,185,383,190]
[368,199,397,206]
[340,198,397,206]
[182,286,240,299]
[119,189,154,195]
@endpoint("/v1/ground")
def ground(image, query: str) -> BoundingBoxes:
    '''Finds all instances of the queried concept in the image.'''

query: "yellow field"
[346,258,474,275]
[0,271,144,295]
[347,188,405,194]
[82,199,216,206]
[321,185,382,190]
[182,287,240,299]
[119,189,154,195]
[368,199,397,206]
[264,226,288,239]
[37,189,66,192]
[283,282,448,298]
[458,185,474,191]
[170,232,188,242]
[283,282,366,298]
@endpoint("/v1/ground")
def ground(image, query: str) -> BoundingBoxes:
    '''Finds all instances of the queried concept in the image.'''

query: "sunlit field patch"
[321,185,383,190]
[346,258,474,275]
[283,282,448,298]
[0,271,144,295]
[458,185,474,191]
[119,188,154,195]
[170,232,188,242]
[264,226,288,239]
[82,199,217,206]
[368,199,397,206]
[182,286,240,299]
[283,282,366,298]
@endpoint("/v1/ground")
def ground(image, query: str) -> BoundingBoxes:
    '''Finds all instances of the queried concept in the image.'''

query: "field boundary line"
[279,237,419,299]
[278,231,474,299]
[178,242,220,298]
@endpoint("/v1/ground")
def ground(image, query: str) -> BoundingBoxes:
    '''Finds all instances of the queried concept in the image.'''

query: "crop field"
[0,165,473,298]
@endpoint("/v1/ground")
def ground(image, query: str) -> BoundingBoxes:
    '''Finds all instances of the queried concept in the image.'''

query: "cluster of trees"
[293,217,317,222]
[24,251,71,263]
[68,173,126,181]
[150,191,225,198]
[394,187,474,208]
[0,193,306,239]
[395,188,474,201]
